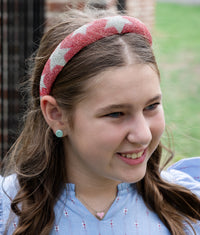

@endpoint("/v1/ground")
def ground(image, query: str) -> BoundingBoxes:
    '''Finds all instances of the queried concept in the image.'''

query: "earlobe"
[40,95,67,136]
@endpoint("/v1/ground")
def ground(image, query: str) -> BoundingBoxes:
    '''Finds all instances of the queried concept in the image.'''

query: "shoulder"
[161,157,200,197]
[0,174,19,233]
[0,174,19,197]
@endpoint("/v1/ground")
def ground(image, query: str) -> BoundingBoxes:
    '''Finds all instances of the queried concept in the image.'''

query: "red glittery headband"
[40,15,152,97]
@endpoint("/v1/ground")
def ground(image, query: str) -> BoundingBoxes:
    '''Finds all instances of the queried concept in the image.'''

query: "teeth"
[120,152,143,159]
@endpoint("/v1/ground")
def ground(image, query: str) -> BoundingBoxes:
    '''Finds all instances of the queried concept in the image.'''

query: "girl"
[1,8,200,235]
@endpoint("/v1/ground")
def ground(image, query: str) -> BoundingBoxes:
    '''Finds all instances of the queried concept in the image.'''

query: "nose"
[126,114,152,146]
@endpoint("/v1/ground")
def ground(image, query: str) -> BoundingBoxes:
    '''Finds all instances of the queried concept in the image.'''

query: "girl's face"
[64,64,165,186]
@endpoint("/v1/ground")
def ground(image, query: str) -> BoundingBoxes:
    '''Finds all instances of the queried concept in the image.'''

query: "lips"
[117,149,147,165]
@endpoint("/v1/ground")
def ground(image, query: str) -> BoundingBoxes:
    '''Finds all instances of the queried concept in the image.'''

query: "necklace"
[77,194,116,220]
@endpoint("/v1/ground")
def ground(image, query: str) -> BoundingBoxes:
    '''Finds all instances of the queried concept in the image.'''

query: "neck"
[65,156,121,220]
[65,162,119,209]
[75,179,118,198]
[67,167,119,197]
[65,155,120,198]
[75,181,118,220]
[64,146,121,209]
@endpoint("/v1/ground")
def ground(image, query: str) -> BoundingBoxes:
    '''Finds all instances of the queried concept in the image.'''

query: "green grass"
[153,2,200,162]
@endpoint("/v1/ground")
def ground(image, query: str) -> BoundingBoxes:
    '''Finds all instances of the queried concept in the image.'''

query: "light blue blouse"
[1,157,200,235]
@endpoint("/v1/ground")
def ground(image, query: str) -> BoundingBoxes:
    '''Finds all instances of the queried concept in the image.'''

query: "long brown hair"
[2,9,200,235]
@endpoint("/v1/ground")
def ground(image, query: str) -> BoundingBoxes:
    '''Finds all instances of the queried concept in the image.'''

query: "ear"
[40,95,68,136]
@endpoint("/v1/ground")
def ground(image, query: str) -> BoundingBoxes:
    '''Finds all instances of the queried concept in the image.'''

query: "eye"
[105,112,124,118]
[144,103,160,111]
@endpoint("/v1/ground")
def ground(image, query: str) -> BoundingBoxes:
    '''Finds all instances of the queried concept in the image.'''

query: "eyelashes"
[104,103,161,119]
[105,112,124,118]
[144,102,160,111]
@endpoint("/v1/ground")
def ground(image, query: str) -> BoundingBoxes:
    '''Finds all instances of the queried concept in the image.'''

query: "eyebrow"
[97,104,132,114]
[96,94,162,114]
[146,94,162,105]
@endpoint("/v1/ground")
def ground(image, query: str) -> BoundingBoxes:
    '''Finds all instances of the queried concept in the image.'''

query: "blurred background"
[1,0,200,162]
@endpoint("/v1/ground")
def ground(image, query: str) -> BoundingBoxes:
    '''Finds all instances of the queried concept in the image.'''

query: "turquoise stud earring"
[55,130,63,138]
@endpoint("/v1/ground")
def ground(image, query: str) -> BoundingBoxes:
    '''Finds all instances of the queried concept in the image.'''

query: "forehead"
[82,64,161,104]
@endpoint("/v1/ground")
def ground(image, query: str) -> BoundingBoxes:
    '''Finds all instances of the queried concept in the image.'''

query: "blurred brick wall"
[126,0,155,30]
[45,0,155,30]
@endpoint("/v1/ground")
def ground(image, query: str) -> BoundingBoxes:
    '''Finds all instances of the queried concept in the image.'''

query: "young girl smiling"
[1,8,200,235]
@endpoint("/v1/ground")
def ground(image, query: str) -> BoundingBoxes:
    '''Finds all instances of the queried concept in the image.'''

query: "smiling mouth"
[117,150,145,160]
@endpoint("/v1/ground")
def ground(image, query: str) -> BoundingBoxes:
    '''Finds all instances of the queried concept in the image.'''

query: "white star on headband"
[40,74,46,90]
[105,16,132,33]
[72,23,91,37]
[50,44,71,71]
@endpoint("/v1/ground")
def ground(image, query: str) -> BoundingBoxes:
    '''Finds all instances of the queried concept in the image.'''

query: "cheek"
[92,128,125,150]
[151,111,165,140]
